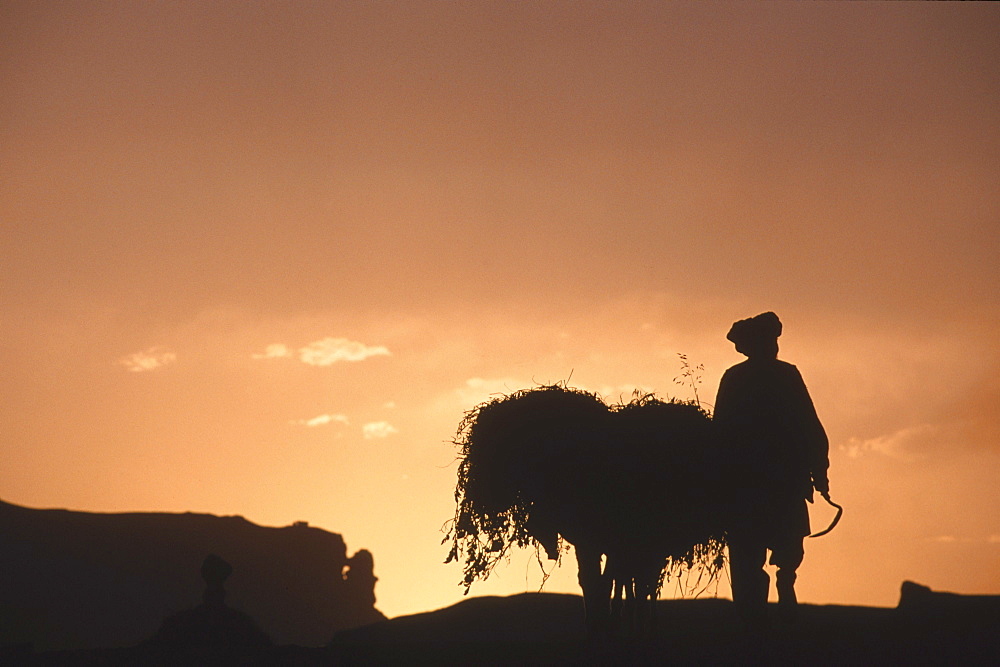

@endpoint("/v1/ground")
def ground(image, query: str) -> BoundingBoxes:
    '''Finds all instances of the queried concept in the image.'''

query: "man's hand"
[813,473,830,499]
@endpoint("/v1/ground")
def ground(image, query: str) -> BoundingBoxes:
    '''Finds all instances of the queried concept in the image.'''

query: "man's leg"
[770,536,805,624]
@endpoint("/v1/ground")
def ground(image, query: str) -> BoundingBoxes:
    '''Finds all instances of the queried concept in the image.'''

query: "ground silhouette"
[8,569,998,664]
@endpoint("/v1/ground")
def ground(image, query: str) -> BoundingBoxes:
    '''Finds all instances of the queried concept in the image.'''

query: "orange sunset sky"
[2,2,998,619]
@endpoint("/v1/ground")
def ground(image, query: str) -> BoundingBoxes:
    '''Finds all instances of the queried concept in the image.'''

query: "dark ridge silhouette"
[0,499,385,653]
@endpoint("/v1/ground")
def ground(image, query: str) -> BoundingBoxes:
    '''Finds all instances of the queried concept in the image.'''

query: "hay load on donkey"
[604,396,726,616]
[444,385,611,590]
[444,385,726,632]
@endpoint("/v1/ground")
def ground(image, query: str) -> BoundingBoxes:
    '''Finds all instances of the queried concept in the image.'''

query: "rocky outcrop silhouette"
[0,500,385,652]
[897,580,1000,660]
[898,579,1000,617]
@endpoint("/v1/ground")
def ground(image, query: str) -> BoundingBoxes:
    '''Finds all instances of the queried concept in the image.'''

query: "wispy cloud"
[363,421,399,439]
[252,338,390,366]
[252,343,293,359]
[842,424,936,461]
[118,348,177,372]
[299,338,390,366]
[290,413,350,428]
[928,535,1000,545]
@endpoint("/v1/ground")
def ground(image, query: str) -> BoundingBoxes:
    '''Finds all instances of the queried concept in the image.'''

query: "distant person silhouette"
[201,553,232,607]
[713,312,830,630]
[147,553,271,657]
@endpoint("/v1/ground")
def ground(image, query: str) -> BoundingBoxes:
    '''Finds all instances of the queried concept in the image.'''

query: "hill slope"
[327,590,1000,665]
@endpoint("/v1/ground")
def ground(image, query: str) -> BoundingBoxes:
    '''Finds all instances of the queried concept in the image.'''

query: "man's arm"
[791,366,830,497]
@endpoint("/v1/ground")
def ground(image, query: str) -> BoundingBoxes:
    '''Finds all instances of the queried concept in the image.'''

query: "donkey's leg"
[636,559,661,638]
[607,555,625,633]
[576,543,611,637]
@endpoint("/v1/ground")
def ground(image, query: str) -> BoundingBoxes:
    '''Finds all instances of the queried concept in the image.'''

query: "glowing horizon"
[2,1,997,619]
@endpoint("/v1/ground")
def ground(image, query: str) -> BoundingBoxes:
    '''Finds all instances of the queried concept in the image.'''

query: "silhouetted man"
[713,312,829,630]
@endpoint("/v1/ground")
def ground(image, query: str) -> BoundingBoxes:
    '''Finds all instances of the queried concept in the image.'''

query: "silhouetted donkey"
[447,387,725,636]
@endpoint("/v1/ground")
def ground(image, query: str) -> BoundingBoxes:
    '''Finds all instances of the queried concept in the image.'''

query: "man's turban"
[726,312,782,348]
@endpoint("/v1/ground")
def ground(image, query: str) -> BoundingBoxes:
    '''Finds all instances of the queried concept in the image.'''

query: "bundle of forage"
[606,395,727,594]
[444,385,610,592]
[444,386,727,595]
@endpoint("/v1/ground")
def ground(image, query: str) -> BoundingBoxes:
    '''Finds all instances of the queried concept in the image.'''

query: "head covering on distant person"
[726,312,782,349]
